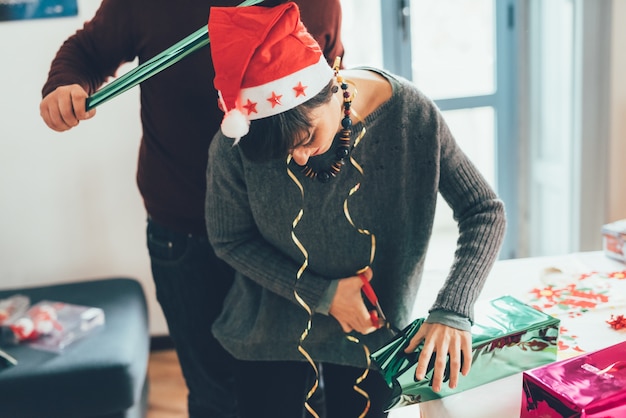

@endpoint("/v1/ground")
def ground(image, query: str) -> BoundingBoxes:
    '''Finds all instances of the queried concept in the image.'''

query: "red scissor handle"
[359,273,382,329]
[359,273,378,304]
[369,310,380,329]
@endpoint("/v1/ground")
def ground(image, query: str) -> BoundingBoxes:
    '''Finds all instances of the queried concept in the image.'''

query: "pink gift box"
[521,341,626,417]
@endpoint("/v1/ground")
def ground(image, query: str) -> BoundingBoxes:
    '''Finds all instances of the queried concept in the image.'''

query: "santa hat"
[208,2,334,141]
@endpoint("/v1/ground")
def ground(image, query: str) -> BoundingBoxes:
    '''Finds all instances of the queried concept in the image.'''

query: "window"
[341,0,518,264]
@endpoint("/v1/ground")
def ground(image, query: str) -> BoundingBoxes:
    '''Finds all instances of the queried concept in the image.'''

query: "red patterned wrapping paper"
[525,270,626,358]
[521,341,626,417]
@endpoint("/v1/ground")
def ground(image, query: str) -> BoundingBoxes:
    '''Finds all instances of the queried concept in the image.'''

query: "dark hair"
[238,80,335,163]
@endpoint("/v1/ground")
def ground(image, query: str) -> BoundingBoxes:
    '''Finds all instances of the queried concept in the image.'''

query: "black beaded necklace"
[297,77,353,183]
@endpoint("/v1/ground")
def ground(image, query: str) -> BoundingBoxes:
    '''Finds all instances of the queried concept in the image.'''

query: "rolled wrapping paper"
[85,0,265,110]
[371,295,560,410]
[521,341,626,417]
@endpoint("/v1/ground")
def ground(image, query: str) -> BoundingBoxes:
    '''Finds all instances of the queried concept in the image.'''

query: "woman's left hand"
[403,322,472,392]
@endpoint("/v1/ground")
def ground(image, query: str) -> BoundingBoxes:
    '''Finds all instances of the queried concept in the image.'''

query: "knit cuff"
[314,279,339,315]
[425,309,472,332]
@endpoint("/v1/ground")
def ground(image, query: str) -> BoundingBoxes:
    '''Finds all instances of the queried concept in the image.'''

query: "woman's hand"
[404,322,472,392]
[40,84,96,132]
[328,268,377,335]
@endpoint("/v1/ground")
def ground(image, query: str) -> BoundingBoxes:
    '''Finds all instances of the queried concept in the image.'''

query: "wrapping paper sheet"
[372,295,559,410]
[388,252,626,418]
[524,269,626,358]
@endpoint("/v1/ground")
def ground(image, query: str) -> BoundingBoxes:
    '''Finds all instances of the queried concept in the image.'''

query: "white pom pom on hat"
[208,2,334,142]
[220,109,250,144]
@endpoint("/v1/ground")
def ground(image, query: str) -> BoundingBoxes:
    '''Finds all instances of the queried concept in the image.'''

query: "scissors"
[358,273,399,335]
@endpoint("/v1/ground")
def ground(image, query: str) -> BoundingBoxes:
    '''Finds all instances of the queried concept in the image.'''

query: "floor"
[146,350,187,418]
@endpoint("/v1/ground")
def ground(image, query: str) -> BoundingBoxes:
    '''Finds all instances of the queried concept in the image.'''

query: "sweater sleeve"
[296,0,345,66]
[42,0,344,99]
[206,134,333,311]
[428,105,507,323]
[41,0,137,98]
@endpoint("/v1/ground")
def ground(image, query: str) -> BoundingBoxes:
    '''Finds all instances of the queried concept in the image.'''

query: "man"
[39,1,344,416]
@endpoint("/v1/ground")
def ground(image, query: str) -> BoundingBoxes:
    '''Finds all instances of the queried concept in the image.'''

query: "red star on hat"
[293,82,307,97]
[267,92,283,108]
[243,99,258,115]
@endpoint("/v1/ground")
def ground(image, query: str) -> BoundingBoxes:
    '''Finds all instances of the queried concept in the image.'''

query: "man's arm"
[295,0,345,65]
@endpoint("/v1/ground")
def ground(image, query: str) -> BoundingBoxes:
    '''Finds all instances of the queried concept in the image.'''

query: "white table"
[389,251,626,418]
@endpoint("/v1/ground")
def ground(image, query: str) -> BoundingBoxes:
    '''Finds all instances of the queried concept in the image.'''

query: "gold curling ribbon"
[342,109,375,417]
[346,335,373,418]
[343,174,375,413]
[287,155,320,418]
[286,89,373,417]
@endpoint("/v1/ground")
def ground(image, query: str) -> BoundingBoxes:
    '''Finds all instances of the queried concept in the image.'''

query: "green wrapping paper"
[371,295,560,410]
[85,0,264,110]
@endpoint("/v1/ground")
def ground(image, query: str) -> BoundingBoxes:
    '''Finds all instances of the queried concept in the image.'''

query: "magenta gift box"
[521,341,626,417]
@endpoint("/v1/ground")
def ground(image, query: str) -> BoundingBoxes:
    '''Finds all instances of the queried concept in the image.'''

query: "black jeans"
[147,218,237,418]
[233,360,391,418]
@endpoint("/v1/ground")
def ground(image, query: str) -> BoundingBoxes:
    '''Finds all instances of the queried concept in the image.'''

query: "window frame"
[380,0,519,259]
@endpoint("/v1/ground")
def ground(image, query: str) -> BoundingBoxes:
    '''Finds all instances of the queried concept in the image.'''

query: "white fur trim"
[239,56,334,120]
[221,108,250,142]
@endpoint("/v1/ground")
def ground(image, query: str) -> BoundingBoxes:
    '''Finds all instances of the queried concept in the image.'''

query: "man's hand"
[404,322,472,392]
[40,84,96,132]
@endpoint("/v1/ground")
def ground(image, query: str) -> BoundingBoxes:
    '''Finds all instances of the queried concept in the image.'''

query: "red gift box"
[521,341,626,417]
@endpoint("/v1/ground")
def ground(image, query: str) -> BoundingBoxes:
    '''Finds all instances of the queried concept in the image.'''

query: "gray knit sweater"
[205,69,506,368]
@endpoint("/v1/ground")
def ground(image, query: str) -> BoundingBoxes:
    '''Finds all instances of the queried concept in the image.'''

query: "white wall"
[0,1,168,335]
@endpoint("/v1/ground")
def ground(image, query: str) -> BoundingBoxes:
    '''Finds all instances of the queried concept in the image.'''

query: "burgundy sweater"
[42,0,344,234]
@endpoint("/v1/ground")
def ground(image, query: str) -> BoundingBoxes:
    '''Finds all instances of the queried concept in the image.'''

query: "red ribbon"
[606,314,626,330]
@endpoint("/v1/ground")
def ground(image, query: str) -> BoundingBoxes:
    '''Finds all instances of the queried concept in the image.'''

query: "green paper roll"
[86,0,264,110]
[371,295,560,410]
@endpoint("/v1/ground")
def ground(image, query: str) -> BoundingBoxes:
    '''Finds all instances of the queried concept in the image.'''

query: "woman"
[205,3,506,417]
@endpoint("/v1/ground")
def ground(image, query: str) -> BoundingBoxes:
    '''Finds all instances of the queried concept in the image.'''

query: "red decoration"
[9,304,63,341]
[243,99,258,115]
[606,314,626,330]
[607,271,626,279]
[267,91,283,108]
[293,81,307,97]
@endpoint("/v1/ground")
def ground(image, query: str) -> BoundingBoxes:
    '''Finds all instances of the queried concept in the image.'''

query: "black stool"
[0,278,150,418]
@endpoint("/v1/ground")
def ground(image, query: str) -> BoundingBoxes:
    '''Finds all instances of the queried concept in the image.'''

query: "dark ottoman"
[0,278,149,418]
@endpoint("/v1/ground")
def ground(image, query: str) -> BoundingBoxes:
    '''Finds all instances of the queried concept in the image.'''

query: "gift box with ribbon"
[521,340,626,417]
[602,219,626,263]
[371,295,560,410]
